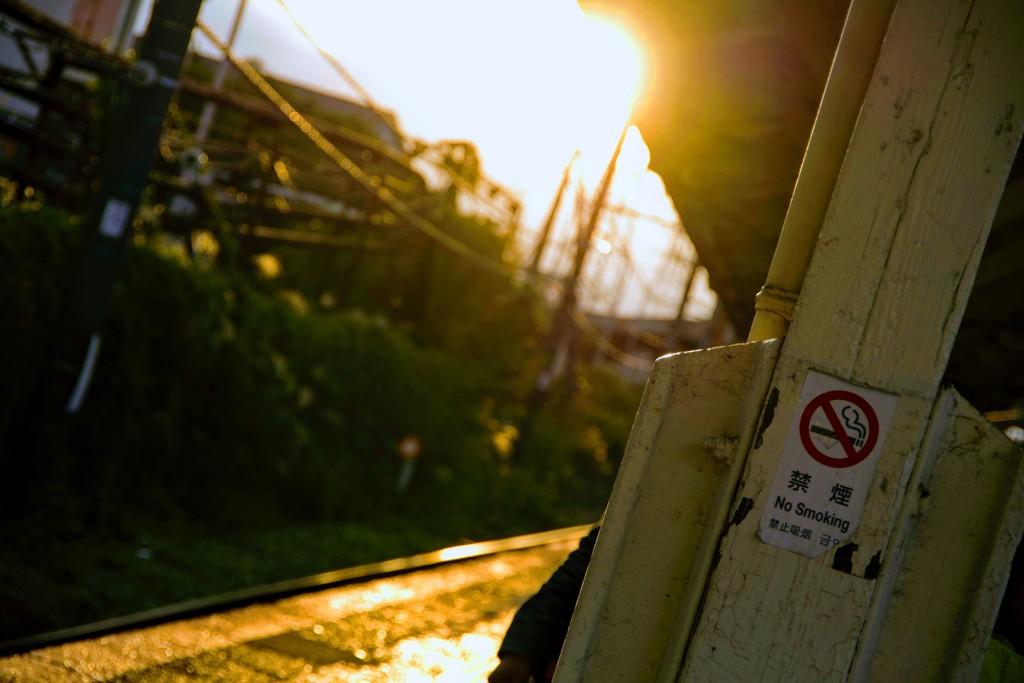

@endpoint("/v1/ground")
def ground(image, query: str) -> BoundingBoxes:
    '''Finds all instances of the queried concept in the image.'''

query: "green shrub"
[1,202,640,536]
[0,205,80,421]
[0,201,652,637]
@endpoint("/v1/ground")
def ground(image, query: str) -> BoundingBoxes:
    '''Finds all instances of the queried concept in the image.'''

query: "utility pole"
[529,150,580,273]
[607,217,630,315]
[674,255,700,322]
[529,126,628,408]
[548,126,627,394]
[563,129,626,316]
[58,0,204,415]
[0,0,204,510]
[194,0,247,141]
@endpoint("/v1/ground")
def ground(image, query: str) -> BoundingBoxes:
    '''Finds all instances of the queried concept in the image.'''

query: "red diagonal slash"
[799,390,879,469]
[821,400,859,459]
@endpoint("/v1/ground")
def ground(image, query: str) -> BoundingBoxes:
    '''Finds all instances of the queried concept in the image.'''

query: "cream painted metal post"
[555,0,1024,679]
[555,339,782,681]
[747,0,895,343]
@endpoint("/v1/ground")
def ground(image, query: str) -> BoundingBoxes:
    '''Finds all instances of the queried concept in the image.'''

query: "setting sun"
[182,0,706,318]
[575,7,650,137]
[191,1,652,200]
[539,4,651,175]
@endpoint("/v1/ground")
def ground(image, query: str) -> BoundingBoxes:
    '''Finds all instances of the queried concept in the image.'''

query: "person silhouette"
[488,525,599,683]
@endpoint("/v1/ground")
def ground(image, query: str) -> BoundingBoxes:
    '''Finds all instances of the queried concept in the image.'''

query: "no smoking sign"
[759,371,898,558]
[799,390,879,469]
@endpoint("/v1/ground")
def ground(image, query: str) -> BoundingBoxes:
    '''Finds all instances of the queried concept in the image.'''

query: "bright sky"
[135,0,715,320]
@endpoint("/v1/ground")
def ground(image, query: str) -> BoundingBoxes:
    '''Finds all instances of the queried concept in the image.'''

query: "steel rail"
[0,523,592,657]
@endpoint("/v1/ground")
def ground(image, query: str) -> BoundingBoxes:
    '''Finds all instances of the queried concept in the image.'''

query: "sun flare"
[186,0,703,318]
[579,8,650,120]
[543,5,652,184]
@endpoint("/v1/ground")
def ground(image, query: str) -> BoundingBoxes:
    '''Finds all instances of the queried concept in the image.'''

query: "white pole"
[194,0,248,141]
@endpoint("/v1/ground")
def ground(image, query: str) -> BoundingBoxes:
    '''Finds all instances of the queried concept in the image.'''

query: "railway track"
[0,524,590,680]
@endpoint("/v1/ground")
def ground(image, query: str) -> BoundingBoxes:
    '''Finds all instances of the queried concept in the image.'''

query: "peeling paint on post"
[556,340,781,682]
[679,0,1024,677]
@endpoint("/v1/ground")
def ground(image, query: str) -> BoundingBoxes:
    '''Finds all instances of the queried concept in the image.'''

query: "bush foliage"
[0,200,647,638]
[0,203,644,538]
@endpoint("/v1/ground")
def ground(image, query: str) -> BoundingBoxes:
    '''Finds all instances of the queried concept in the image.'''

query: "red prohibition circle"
[799,390,879,469]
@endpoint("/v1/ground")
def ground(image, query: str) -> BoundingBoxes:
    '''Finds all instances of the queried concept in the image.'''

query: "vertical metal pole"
[515,128,629,456]
[675,257,700,322]
[529,150,580,273]
[562,126,627,317]
[557,0,1024,678]
[194,0,247,141]
[540,125,628,395]
[747,0,897,342]
[61,0,205,413]
[110,0,146,54]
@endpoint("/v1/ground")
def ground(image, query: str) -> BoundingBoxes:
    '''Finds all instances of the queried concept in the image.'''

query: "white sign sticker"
[99,198,132,239]
[759,370,898,557]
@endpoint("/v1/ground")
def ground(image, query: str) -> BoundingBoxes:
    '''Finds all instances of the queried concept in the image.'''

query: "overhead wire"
[572,208,715,351]
[271,0,520,226]
[514,184,661,369]
[605,203,683,231]
[558,187,663,369]
[575,272,673,354]
[177,73,430,186]
[588,213,631,316]
[196,19,521,279]
[194,13,665,373]
[569,308,655,371]
[179,58,515,229]
[584,214,684,313]
[269,0,382,119]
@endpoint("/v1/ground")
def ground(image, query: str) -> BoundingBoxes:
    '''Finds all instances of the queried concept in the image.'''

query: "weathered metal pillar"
[747,0,896,342]
[555,0,1024,680]
[61,0,204,413]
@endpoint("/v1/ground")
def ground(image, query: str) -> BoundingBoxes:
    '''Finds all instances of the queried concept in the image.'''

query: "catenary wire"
[195,17,663,371]
[270,0,520,225]
[196,19,522,279]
